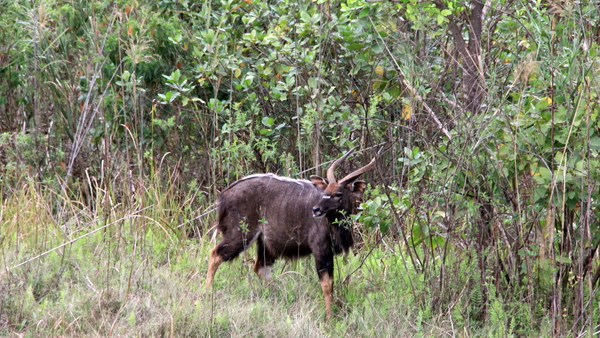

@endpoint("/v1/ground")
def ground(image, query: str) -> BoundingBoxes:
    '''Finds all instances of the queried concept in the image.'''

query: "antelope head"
[310,148,377,218]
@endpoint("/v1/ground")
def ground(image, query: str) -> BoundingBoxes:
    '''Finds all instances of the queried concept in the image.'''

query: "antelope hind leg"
[254,236,275,281]
[206,232,253,288]
[254,262,272,281]
[206,247,223,288]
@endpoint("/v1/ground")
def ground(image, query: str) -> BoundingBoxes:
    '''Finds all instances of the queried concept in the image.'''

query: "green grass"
[0,185,557,337]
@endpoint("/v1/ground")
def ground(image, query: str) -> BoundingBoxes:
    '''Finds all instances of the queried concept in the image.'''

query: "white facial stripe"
[322,195,331,199]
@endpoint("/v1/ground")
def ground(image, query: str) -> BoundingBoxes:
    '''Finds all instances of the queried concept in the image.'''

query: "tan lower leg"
[206,247,223,288]
[319,272,334,320]
[254,260,272,281]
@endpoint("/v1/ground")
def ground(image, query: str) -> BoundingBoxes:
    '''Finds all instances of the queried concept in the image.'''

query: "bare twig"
[175,206,217,229]
[368,18,453,140]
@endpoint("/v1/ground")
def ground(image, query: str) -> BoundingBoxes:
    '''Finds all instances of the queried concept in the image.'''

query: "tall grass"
[1,173,558,337]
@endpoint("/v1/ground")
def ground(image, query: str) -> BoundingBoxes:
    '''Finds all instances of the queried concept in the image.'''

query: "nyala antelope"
[206,148,377,319]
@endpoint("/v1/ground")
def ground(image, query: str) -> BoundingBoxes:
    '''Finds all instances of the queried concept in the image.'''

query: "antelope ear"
[310,175,328,191]
[351,180,367,195]
[350,180,367,213]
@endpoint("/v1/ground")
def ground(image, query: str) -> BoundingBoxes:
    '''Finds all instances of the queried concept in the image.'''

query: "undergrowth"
[1,182,557,337]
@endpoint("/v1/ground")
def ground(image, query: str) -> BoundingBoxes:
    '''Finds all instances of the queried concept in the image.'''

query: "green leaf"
[537,166,551,183]
[262,117,275,127]
[555,254,572,264]
[431,235,446,249]
[411,224,424,246]
[437,14,444,25]
[358,7,370,18]
[535,97,551,111]
[346,43,365,50]
[300,11,311,23]
[440,9,452,16]
[121,70,131,81]
[534,186,548,202]
[590,137,600,150]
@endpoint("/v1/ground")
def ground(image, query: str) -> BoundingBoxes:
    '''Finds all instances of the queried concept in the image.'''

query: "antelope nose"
[312,206,320,213]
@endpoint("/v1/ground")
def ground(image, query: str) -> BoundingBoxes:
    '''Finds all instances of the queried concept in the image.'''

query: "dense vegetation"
[1,0,599,336]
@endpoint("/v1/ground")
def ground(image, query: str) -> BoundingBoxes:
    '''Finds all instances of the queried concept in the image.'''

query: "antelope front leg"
[315,252,335,320]
[319,271,334,320]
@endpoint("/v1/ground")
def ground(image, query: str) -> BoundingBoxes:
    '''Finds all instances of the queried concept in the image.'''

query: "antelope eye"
[335,192,343,198]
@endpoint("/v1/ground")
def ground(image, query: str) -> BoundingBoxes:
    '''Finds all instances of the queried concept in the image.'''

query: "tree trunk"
[438,0,487,115]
